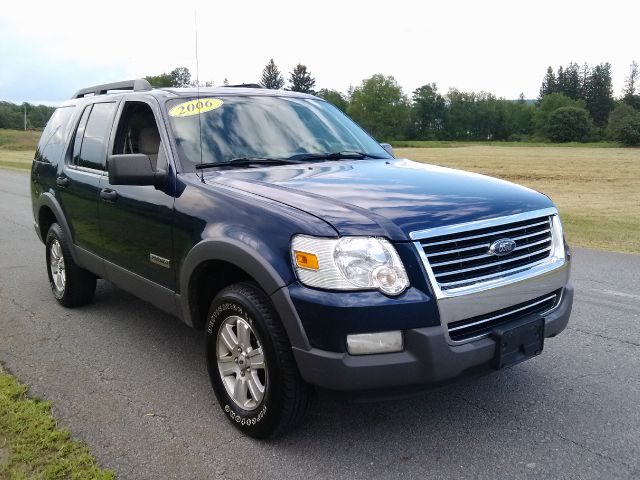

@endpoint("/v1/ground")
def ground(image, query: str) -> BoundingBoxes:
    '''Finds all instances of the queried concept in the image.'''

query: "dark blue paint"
[208,158,553,241]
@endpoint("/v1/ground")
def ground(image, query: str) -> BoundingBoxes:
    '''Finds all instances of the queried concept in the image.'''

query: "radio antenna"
[195,11,204,182]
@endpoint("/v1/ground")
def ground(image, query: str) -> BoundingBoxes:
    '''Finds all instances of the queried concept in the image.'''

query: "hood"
[207,159,554,241]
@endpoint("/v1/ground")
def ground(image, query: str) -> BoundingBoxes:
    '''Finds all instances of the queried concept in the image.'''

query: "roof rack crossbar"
[71,79,152,99]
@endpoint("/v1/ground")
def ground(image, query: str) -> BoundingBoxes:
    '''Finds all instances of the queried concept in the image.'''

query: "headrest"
[138,128,160,155]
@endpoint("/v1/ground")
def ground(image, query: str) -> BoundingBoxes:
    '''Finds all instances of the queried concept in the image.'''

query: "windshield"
[165,95,389,166]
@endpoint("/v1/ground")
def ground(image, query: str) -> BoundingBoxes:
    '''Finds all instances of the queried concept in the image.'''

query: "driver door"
[97,97,177,303]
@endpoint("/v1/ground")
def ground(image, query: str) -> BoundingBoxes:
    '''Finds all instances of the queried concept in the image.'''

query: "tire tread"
[213,282,313,438]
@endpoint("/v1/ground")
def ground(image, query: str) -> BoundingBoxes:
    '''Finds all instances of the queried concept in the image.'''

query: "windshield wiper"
[288,151,386,162]
[195,157,297,169]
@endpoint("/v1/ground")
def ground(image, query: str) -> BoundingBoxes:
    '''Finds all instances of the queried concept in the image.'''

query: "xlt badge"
[150,253,171,268]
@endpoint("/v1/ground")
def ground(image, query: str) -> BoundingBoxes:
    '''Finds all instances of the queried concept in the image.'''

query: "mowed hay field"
[0,129,39,170]
[396,146,640,254]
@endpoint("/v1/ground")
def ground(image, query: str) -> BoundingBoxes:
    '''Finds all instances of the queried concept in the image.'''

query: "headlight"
[291,235,409,295]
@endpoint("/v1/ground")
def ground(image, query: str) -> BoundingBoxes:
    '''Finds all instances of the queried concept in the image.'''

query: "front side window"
[166,95,388,166]
[112,102,165,170]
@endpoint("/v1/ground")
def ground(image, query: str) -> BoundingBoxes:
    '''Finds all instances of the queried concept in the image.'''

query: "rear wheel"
[205,282,313,438]
[45,223,96,307]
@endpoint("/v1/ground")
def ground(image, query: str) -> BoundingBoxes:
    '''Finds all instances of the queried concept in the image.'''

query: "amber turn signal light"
[294,250,319,270]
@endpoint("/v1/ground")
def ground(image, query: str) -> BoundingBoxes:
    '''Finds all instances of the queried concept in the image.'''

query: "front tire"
[205,282,313,438]
[45,223,96,307]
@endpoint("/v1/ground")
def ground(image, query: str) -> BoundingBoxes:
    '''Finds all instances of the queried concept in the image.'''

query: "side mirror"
[380,143,395,158]
[108,154,166,188]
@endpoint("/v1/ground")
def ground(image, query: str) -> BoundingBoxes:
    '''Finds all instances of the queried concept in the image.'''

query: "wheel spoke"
[234,376,248,405]
[247,372,265,403]
[248,347,265,370]
[218,356,236,376]
[220,324,239,352]
[52,242,61,260]
[237,320,250,348]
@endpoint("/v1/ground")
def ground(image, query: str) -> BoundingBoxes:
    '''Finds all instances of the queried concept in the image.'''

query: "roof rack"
[71,79,152,99]
[226,83,264,89]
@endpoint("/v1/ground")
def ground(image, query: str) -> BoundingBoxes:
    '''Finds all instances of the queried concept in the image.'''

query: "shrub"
[546,107,591,142]
[607,103,640,146]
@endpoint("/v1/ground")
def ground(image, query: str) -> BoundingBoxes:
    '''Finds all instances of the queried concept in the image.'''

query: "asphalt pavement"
[1,168,639,479]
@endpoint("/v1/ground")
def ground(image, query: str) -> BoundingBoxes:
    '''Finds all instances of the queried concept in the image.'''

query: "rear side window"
[75,102,117,170]
[35,106,76,164]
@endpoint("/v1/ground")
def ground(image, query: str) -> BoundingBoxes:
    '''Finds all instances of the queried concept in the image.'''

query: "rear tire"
[205,282,313,439]
[45,223,96,307]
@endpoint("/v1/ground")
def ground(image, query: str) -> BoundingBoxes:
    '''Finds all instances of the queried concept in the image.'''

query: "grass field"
[0,130,39,171]
[0,129,638,253]
[0,364,113,479]
[392,140,622,149]
[0,130,41,151]
[395,145,640,254]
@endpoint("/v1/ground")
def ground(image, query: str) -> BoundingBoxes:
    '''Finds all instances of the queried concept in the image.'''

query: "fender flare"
[36,193,79,262]
[178,238,311,349]
[180,239,288,295]
[178,238,289,324]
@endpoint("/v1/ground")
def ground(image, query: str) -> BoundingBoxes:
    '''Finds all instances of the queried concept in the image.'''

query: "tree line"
[139,59,640,147]
[2,60,639,146]
[0,102,55,130]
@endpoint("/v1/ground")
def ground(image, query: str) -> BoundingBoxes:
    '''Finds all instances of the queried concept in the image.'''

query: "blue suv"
[31,79,573,438]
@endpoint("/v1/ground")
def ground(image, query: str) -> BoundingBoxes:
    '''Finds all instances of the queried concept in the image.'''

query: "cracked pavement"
[1,168,639,479]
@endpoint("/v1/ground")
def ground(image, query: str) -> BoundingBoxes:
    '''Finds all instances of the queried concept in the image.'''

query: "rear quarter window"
[35,106,76,164]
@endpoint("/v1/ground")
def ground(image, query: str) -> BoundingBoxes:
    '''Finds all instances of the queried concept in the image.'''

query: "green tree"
[145,72,173,87]
[443,89,474,139]
[260,59,284,89]
[584,62,614,127]
[533,93,587,138]
[607,102,640,145]
[316,88,348,112]
[411,83,446,139]
[616,115,640,146]
[558,62,582,100]
[539,67,557,99]
[546,106,591,142]
[504,100,535,140]
[0,101,55,129]
[171,67,192,87]
[622,61,640,110]
[145,67,192,87]
[288,64,315,94]
[347,74,410,141]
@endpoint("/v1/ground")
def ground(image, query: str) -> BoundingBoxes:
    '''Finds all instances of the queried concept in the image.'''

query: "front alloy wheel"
[217,315,267,411]
[206,282,313,438]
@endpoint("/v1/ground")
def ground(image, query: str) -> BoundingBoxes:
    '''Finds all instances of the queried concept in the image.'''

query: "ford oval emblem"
[488,238,516,256]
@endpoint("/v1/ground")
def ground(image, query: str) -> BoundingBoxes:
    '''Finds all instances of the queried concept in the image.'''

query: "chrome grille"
[419,215,554,291]
[448,290,561,342]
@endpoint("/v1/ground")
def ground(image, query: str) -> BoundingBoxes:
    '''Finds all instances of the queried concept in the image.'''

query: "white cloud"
[0,0,638,103]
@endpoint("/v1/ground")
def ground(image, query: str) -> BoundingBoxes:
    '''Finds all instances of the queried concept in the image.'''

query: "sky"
[1,0,638,105]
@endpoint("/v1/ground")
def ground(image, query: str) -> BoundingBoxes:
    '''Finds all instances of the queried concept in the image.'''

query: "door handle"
[100,188,118,202]
[56,176,69,187]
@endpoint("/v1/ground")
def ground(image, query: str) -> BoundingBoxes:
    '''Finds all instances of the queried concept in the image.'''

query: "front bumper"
[291,284,573,392]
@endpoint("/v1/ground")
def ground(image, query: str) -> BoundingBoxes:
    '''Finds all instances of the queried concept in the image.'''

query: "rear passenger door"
[57,101,117,257]
[97,98,176,294]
